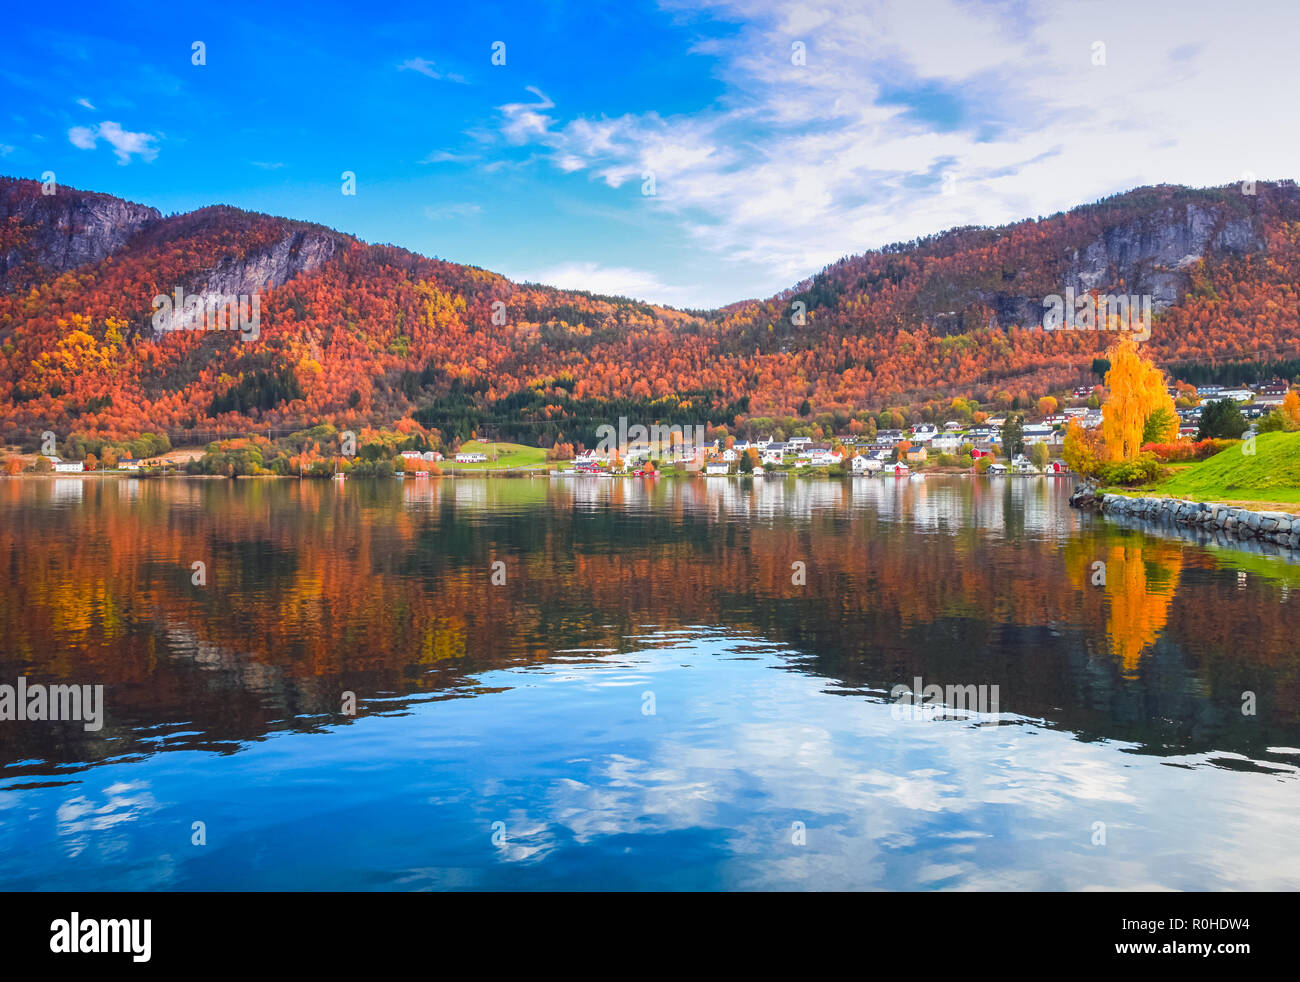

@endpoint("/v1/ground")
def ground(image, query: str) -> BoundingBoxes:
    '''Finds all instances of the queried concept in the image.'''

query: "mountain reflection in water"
[0,475,1297,890]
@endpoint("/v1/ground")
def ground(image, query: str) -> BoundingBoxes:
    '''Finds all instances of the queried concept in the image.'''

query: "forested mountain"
[3,174,1299,445]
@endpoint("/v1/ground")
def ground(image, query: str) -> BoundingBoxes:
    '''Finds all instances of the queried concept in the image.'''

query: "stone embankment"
[1070,484,1300,550]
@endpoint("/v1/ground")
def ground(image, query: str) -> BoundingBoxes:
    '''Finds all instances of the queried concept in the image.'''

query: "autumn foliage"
[3,177,1300,444]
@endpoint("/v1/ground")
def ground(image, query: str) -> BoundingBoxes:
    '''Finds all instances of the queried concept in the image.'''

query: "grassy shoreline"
[1101,431,1300,512]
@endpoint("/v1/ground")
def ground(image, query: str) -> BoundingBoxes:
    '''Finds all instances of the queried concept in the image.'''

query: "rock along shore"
[1069,484,1300,551]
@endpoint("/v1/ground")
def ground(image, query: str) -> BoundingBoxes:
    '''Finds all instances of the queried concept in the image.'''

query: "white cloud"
[76,98,95,110]
[491,0,1300,302]
[498,86,557,144]
[67,126,96,150]
[514,261,700,307]
[399,57,467,84]
[421,150,479,164]
[67,120,159,164]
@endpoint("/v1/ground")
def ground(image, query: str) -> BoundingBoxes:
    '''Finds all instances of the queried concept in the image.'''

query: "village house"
[1215,388,1255,403]
[807,449,842,467]
[1021,423,1057,445]
[705,462,729,475]
[1257,378,1289,396]
[905,447,928,464]
[455,452,488,463]
[910,423,938,442]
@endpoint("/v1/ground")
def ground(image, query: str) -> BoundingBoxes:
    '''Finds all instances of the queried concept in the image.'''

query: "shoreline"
[1070,484,1300,550]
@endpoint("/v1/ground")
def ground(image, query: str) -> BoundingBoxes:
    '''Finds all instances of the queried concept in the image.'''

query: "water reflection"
[0,475,1297,889]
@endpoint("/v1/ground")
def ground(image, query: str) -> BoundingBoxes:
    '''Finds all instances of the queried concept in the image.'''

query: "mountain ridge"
[2,175,1298,444]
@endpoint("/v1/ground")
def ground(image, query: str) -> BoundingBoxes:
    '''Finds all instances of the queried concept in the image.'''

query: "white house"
[1215,388,1255,403]
[722,448,738,462]
[455,452,488,463]
[786,436,812,448]
[761,449,784,465]
[53,459,84,473]
[911,424,938,442]
[931,433,963,453]
[1022,423,1057,445]
[987,462,1007,475]
[705,462,729,475]
[851,455,882,473]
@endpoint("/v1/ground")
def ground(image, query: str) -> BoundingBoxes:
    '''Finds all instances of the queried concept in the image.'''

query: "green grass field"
[1135,431,1300,507]
[442,441,549,471]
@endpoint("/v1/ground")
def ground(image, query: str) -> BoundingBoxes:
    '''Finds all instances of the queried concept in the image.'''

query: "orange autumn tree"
[1100,338,1177,462]
[1063,419,1106,477]
[1281,390,1300,430]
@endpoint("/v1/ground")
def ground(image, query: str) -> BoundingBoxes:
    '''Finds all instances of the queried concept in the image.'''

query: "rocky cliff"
[0,177,160,292]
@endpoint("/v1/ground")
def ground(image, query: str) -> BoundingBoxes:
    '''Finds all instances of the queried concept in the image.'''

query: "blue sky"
[4,0,1299,308]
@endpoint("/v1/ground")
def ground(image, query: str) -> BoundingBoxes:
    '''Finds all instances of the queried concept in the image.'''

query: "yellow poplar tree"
[1281,390,1300,430]
[1064,419,1106,476]
[1101,338,1177,461]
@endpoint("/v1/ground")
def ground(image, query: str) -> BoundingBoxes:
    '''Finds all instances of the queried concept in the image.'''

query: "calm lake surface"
[1,474,1298,890]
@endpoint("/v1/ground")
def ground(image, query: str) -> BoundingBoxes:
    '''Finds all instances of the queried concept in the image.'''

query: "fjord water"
[1,475,1297,891]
